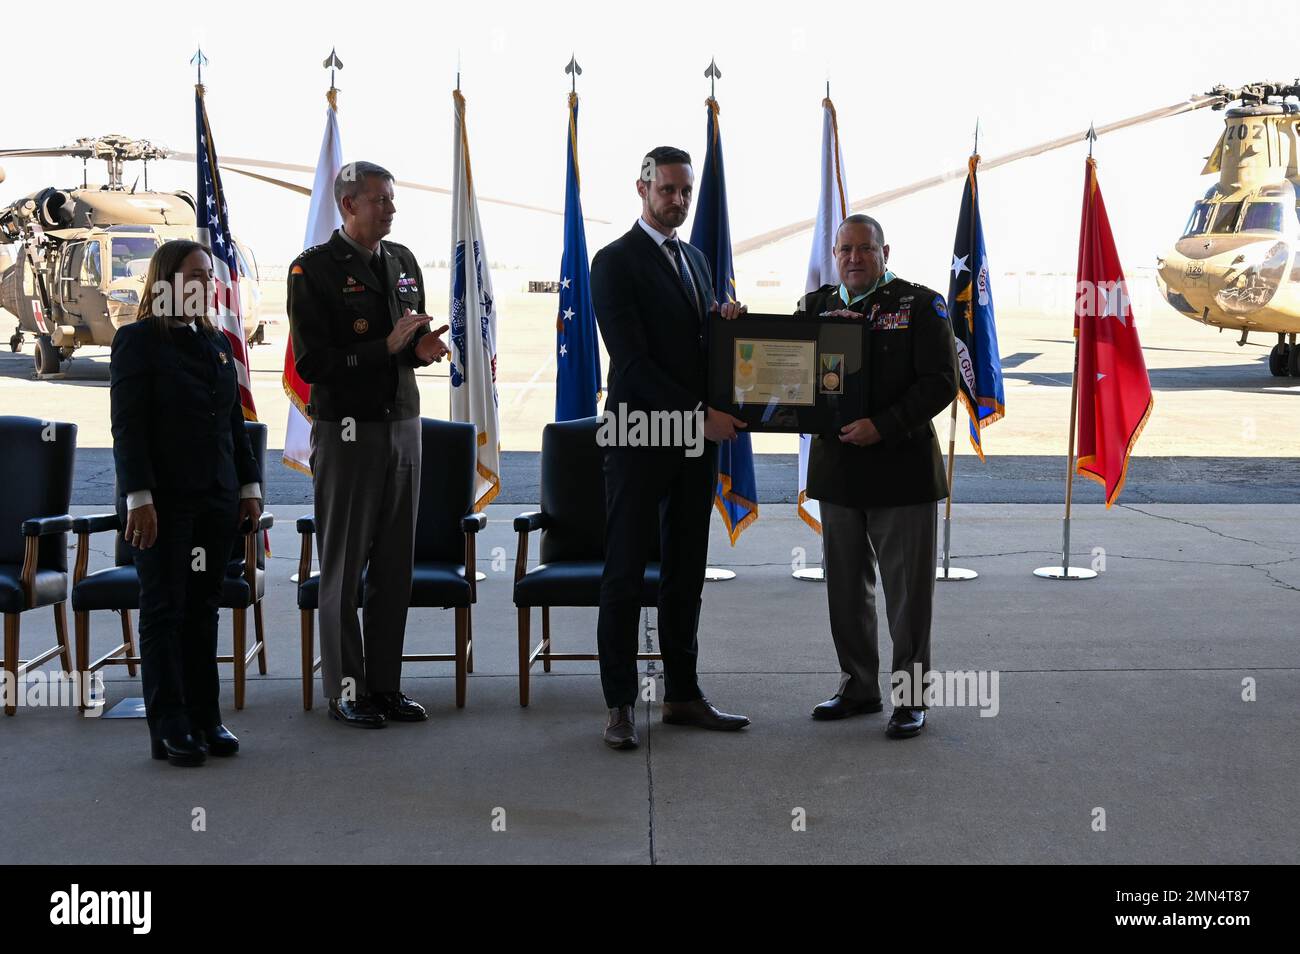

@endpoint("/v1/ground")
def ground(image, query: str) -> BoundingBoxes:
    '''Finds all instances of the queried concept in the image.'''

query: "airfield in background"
[2,268,1296,460]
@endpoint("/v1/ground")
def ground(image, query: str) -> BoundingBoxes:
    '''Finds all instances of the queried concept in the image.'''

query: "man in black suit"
[796,214,958,739]
[590,145,750,750]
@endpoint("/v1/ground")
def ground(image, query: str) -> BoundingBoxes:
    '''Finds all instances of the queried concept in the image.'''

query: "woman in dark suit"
[110,239,262,766]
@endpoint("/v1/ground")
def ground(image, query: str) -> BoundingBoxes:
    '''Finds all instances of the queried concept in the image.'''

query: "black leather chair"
[71,421,274,711]
[297,417,485,710]
[512,417,661,707]
[0,416,76,716]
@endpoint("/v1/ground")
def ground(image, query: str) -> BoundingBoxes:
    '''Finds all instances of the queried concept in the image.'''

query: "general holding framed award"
[708,312,866,434]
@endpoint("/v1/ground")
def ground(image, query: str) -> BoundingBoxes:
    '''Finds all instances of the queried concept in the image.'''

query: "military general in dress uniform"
[796,213,958,740]
[287,161,449,729]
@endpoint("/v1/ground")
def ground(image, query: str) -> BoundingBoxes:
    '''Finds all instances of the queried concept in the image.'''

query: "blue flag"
[690,97,757,544]
[555,92,602,421]
[947,155,1005,458]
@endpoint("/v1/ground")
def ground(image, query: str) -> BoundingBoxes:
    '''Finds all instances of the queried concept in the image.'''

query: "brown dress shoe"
[604,705,639,749]
[661,697,750,731]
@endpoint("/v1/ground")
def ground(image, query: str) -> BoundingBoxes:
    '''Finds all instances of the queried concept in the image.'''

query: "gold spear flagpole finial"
[190,46,208,86]
[974,117,980,156]
[566,54,582,95]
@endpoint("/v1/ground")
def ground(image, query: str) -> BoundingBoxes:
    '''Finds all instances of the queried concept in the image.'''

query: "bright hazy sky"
[4,0,1297,293]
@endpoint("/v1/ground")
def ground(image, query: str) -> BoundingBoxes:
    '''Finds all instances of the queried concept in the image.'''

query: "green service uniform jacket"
[795,277,958,507]
[287,230,430,423]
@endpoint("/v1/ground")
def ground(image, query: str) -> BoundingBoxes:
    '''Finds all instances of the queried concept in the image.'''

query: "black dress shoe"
[812,695,884,721]
[661,697,750,731]
[604,705,638,749]
[370,691,428,723]
[328,697,387,728]
[886,707,926,739]
[195,724,240,757]
[151,734,207,766]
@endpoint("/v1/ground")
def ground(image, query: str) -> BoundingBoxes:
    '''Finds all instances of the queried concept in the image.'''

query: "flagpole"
[936,397,976,580]
[938,134,981,582]
[1036,128,1099,581]
[700,55,736,584]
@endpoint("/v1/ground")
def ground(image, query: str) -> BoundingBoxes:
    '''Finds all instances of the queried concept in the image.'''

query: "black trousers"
[129,486,238,741]
[596,444,718,708]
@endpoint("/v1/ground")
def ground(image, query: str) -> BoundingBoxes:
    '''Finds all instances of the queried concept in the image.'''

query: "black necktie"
[663,239,698,310]
[371,252,382,275]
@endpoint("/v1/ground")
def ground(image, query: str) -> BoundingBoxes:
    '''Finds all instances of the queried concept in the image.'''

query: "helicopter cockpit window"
[1182,202,1212,237]
[1210,202,1242,234]
[1242,202,1285,233]
[110,237,159,280]
[81,243,103,286]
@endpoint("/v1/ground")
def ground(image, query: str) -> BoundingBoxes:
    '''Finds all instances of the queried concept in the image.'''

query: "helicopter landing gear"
[1269,342,1288,376]
[8,332,22,353]
[33,334,61,375]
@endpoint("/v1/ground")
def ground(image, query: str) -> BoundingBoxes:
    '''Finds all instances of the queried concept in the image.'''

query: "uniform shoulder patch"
[932,294,949,319]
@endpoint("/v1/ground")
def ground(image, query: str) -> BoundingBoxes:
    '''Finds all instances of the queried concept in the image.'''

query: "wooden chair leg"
[52,602,72,674]
[254,600,268,675]
[4,613,18,716]
[232,606,246,711]
[454,606,468,709]
[120,610,137,677]
[542,606,552,673]
[301,610,314,711]
[466,606,474,674]
[517,606,530,707]
[75,610,90,713]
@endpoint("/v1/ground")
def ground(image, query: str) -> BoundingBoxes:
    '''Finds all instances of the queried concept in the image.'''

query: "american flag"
[194,83,256,420]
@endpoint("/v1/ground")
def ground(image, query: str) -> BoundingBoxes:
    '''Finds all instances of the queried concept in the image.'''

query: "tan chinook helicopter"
[0,135,263,375]
[1156,81,1300,377]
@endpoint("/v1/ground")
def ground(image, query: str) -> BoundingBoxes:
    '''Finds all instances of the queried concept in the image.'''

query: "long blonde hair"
[135,239,218,336]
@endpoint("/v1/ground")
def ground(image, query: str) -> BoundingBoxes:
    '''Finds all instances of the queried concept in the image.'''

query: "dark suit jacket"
[110,320,260,497]
[795,278,958,507]
[591,222,716,420]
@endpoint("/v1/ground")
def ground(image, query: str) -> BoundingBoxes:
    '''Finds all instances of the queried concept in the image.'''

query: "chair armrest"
[512,511,550,534]
[22,514,74,536]
[462,512,487,533]
[296,515,316,534]
[72,513,121,535]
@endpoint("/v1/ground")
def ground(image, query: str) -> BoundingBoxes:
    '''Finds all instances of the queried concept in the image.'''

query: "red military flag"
[1073,157,1153,506]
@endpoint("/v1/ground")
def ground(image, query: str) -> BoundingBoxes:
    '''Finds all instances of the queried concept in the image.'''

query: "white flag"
[448,89,502,510]
[283,95,343,475]
[798,96,850,535]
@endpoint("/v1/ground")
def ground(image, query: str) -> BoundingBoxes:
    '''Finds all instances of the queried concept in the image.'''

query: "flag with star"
[799,95,850,534]
[282,88,344,475]
[690,96,758,544]
[1074,156,1152,506]
[554,91,602,421]
[947,153,1005,459]
[194,83,256,420]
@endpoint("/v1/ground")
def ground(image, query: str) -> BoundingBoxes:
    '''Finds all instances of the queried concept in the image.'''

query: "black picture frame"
[708,312,865,435]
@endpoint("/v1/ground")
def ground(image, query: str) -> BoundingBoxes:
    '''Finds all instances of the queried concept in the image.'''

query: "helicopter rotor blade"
[0,147,96,159]
[733,93,1225,257]
[170,151,610,223]
[220,165,312,196]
